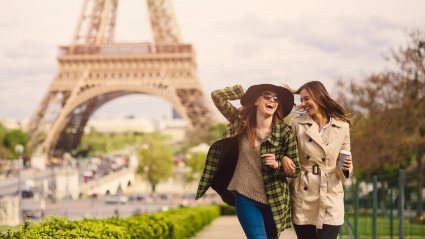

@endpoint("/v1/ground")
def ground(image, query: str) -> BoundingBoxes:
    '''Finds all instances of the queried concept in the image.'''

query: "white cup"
[338,150,351,169]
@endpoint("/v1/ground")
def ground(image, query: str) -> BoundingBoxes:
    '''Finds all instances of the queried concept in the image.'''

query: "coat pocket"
[327,173,344,198]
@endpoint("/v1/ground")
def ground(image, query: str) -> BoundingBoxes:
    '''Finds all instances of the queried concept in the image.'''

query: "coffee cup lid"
[340,150,351,155]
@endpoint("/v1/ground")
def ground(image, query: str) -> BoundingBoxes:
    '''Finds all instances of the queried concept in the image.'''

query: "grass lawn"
[341,215,425,238]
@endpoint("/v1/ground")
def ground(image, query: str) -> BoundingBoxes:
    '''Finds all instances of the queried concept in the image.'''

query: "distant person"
[283,81,353,239]
[196,84,300,239]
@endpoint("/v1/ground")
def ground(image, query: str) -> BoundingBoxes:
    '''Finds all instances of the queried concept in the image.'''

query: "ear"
[255,99,258,106]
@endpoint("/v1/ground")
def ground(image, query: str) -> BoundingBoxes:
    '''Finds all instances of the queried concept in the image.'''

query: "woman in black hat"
[195,84,300,239]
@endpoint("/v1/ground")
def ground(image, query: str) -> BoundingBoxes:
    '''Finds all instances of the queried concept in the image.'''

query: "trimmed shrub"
[219,204,236,215]
[1,205,220,239]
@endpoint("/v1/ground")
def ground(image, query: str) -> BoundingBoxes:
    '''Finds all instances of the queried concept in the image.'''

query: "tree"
[335,29,425,178]
[0,122,12,158]
[2,129,30,159]
[185,152,207,183]
[186,122,228,146]
[137,140,174,193]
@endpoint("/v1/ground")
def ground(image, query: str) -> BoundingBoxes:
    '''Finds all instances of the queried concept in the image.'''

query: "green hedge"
[1,205,220,239]
[219,204,237,215]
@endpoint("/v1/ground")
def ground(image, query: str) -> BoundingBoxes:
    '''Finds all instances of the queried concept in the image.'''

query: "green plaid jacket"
[195,85,300,234]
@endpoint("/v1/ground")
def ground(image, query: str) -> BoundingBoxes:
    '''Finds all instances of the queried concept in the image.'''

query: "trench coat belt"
[300,165,339,175]
[300,164,339,229]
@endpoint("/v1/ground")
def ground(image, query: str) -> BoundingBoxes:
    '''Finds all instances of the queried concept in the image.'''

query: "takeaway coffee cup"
[338,150,351,169]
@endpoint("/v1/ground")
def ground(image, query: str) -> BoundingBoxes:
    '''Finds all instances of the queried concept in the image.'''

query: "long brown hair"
[229,93,285,149]
[292,81,351,125]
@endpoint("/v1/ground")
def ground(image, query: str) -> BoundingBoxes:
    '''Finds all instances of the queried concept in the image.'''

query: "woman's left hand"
[262,154,278,169]
[343,157,352,171]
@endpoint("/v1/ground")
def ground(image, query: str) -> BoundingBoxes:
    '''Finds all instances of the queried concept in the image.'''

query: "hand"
[262,154,278,169]
[342,157,352,171]
[281,156,296,174]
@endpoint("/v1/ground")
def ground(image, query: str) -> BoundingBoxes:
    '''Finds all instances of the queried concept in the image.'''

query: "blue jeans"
[235,192,277,239]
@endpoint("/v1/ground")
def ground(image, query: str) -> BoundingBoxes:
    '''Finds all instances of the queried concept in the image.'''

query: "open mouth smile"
[266,103,274,110]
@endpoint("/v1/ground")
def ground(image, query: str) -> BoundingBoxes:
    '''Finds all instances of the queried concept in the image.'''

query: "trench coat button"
[309,139,312,142]
[322,158,325,162]
[305,171,309,175]
[307,156,310,159]
[304,187,308,191]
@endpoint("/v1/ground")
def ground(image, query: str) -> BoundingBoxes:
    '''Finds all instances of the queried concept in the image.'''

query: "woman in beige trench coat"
[281,81,353,239]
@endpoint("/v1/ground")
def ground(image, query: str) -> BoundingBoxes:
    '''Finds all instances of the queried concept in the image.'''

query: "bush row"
[218,204,236,216]
[1,205,220,239]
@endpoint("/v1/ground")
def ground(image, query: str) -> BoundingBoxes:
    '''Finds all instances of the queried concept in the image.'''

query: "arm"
[341,125,353,179]
[279,117,299,175]
[211,85,244,122]
[275,130,300,179]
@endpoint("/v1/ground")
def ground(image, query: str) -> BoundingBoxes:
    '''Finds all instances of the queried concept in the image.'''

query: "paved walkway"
[193,216,298,239]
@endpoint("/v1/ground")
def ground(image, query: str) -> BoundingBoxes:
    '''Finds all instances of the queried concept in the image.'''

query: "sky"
[0,0,424,122]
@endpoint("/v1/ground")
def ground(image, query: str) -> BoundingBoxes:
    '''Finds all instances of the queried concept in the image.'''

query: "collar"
[264,121,284,147]
[298,113,344,128]
[217,120,285,147]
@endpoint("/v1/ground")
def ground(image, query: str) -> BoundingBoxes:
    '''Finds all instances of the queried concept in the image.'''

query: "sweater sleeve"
[211,85,244,122]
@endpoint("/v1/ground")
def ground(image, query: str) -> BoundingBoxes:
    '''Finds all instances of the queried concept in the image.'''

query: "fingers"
[265,159,278,169]
[343,158,352,171]
[283,162,296,174]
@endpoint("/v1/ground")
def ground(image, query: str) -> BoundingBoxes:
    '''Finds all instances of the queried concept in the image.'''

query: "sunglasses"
[262,92,280,103]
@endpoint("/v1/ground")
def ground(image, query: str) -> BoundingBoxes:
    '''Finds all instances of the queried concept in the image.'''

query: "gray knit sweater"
[227,130,268,204]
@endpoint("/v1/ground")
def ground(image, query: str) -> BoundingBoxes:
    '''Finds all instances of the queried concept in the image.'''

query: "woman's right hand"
[281,156,296,174]
[239,85,246,94]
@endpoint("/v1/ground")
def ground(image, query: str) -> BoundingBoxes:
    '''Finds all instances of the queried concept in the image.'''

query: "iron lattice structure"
[27,0,218,158]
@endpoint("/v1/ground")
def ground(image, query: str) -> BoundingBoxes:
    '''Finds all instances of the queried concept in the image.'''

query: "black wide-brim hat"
[240,84,294,118]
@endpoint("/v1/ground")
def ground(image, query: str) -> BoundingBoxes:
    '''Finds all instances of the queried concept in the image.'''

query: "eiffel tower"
[27,0,218,158]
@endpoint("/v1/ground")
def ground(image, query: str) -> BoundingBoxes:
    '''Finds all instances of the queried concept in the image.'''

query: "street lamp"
[63,152,72,219]
[96,170,101,218]
[15,144,24,224]
[143,166,149,198]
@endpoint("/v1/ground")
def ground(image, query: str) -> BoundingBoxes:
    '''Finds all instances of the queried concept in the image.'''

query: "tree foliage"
[2,129,30,159]
[137,140,174,193]
[185,152,207,183]
[0,122,12,158]
[186,122,227,146]
[335,29,425,178]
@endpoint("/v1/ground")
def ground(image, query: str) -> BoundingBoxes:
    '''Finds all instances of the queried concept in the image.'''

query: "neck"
[256,111,273,133]
[311,111,329,128]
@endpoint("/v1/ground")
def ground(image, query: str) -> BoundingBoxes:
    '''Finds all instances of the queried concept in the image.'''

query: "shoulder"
[274,122,294,138]
[332,118,349,129]
[289,113,309,126]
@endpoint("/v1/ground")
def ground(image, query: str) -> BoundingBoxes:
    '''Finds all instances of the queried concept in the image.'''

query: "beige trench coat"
[289,114,353,229]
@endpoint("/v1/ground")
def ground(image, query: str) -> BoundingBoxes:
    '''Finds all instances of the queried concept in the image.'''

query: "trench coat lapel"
[298,114,326,154]
[322,118,344,145]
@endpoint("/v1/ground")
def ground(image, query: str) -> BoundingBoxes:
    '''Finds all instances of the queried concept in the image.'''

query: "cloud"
[233,40,263,58]
[238,14,400,58]
[2,38,53,59]
[0,21,20,28]
[340,16,398,35]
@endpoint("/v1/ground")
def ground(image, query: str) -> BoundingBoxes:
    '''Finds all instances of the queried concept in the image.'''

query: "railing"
[58,43,193,56]
[341,166,425,239]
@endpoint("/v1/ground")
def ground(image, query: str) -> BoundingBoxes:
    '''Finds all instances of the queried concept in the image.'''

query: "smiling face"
[300,88,320,116]
[255,90,279,117]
